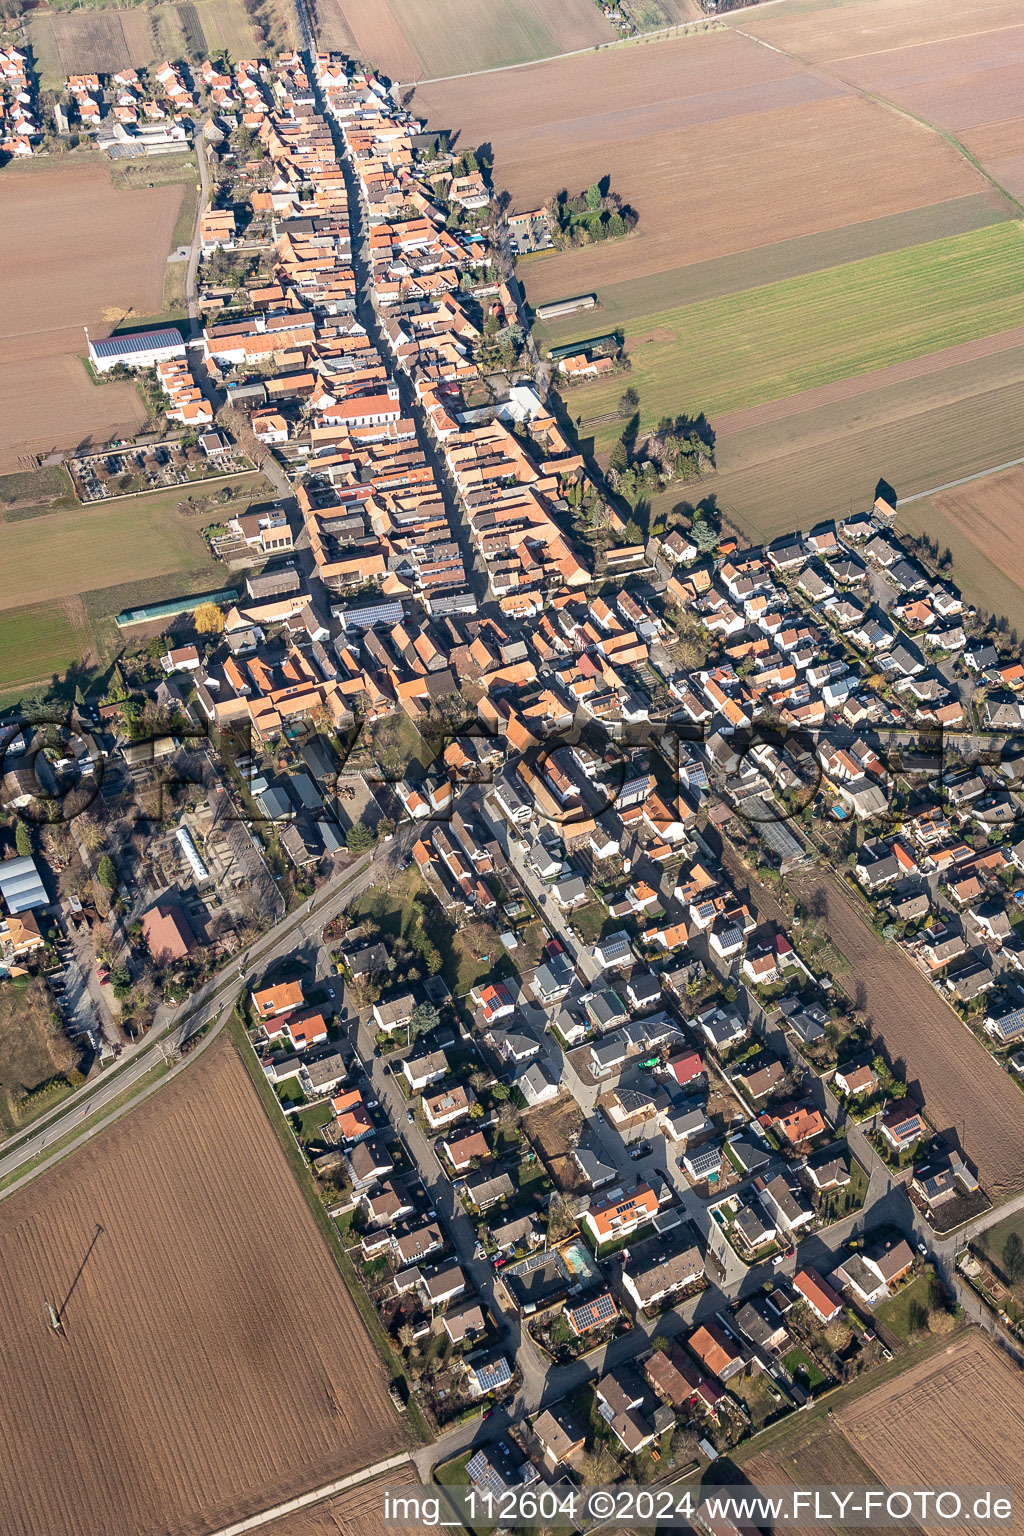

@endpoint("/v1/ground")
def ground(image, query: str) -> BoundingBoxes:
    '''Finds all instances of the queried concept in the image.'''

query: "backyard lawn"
[783,1346,826,1390]
[874,1272,935,1342]
[731,1368,786,1429]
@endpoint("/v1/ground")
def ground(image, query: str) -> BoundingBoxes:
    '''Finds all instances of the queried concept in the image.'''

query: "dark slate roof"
[90,327,184,358]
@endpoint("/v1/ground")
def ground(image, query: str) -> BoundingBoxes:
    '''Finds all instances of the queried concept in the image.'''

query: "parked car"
[406,1109,415,1123]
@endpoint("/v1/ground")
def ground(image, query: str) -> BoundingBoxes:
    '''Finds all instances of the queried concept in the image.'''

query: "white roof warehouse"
[87,327,187,373]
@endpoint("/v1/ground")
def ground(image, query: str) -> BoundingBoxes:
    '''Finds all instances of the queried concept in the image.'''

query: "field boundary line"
[401,19,717,86]
[897,454,1024,506]
[207,1452,416,1536]
[729,26,1024,218]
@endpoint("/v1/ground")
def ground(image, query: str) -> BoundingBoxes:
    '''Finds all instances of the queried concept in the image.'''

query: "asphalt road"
[0,829,418,1194]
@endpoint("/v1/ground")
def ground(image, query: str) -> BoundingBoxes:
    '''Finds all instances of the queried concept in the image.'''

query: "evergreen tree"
[609,438,629,475]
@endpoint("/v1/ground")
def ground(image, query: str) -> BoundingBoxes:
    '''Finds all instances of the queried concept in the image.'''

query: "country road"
[0,827,418,1197]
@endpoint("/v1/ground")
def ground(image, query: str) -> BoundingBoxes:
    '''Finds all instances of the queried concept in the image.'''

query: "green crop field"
[0,602,85,695]
[194,0,263,58]
[0,473,267,609]
[551,222,1024,451]
[0,472,271,705]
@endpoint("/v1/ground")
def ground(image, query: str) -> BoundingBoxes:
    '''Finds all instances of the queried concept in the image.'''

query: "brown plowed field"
[324,0,614,83]
[732,0,1024,64]
[0,1040,405,1536]
[735,0,1024,200]
[929,464,1024,593]
[789,870,1024,1199]
[0,162,181,472]
[52,8,157,75]
[27,6,163,87]
[415,29,985,307]
[833,27,1024,135]
[837,1331,1024,1526]
[260,1467,430,1536]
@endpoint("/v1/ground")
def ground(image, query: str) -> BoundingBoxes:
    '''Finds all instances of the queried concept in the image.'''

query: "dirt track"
[0,1039,405,1536]
[790,869,1024,1200]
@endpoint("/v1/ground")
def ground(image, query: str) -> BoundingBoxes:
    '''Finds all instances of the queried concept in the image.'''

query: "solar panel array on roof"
[566,1291,617,1331]
[473,1356,512,1392]
[90,328,185,359]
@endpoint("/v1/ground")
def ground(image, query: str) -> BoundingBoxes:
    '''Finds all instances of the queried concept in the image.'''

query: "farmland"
[837,1331,1024,1520]
[28,6,166,87]
[0,600,91,697]
[0,472,269,699]
[739,0,1024,199]
[259,1466,424,1536]
[546,223,1024,447]
[316,0,614,83]
[732,0,1023,65]
[412,6,1024,624]
[0,1039,406,1536]
[647,345,1024,611]
[789,869,1024,1200]
[415,29,989,299]
[914,464,1024,609]
[0,161,183,473]
[0,476,265,607]
[27,0,266,84]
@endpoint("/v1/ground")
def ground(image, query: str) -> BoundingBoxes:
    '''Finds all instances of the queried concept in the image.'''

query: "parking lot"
[46,930,106,1060]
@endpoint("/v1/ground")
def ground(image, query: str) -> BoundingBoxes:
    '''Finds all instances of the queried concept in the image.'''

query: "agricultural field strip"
[836,1332,1024,1515]
[708,319,1024,438]
[707,339,1024,480]
[209,1458,419,1536]
[684,370,1024,623]
[531,193,1011,336]
[322,0,615,84]
[0,1041,405,1536]
[0,163,183,472]
[0,477,260,610]
[729,0,1024,66]
[790,869,1024,1200]
[556,222,1024,437]
[926,464,1024,595]
[431,96,987,304]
